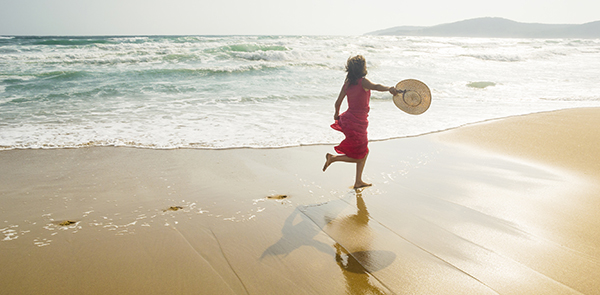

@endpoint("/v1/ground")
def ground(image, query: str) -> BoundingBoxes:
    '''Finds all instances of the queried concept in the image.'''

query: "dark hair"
[345,55,367,85]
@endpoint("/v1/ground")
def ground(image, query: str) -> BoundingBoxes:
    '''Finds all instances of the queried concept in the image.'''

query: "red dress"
[331,78,370,159]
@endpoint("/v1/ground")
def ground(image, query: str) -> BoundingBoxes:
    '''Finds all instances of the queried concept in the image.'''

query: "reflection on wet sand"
[329,190,395,294]
[335,244,388,295]
[262,189,396,294]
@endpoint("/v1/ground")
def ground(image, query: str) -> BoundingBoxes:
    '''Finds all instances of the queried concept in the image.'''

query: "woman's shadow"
[260,206,335,259]
[261,190,395,293]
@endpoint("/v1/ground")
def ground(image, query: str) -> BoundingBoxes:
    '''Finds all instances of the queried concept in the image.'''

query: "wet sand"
[1,108,599,294]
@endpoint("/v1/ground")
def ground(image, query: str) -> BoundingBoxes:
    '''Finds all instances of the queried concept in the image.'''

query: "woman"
[323,55,398,189]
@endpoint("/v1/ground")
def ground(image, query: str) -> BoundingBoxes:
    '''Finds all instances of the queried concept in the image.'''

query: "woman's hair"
[345,55,367,85]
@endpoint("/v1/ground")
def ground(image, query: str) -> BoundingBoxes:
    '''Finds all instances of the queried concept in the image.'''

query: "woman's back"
[346,78,370,116]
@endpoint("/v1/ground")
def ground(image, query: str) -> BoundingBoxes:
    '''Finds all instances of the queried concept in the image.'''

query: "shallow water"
[1,35,600,149]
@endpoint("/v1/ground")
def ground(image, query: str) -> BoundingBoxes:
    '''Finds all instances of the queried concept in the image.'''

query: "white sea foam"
[1,35,600,150]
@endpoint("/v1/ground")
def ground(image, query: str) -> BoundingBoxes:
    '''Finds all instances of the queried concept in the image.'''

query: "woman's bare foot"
[323,153,334,171]
[353,181,372,189]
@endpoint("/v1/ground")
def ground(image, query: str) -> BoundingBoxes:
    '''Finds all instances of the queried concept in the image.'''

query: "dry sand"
[1,108,599,294]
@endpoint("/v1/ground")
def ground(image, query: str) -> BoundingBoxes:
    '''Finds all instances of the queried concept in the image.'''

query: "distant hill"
[366,17,600,38]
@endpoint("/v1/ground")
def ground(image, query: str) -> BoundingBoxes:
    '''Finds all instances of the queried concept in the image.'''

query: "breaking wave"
[2,35,600,150]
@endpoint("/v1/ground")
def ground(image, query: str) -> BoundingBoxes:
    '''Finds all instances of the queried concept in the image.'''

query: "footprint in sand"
[163,206,183,212]
[267,194,288,200]
[56,220,78,226]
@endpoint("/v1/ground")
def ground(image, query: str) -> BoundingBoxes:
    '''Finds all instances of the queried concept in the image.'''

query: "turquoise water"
[1,35,600,149]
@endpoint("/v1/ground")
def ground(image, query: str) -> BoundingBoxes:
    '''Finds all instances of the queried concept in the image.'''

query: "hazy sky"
[1,0,598,35]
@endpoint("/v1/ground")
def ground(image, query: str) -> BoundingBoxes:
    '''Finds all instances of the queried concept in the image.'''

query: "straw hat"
[393,79,431,115]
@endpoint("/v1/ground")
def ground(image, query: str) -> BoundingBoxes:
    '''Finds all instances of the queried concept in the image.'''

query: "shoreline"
[2,107,599,294]
[1,107,595,152]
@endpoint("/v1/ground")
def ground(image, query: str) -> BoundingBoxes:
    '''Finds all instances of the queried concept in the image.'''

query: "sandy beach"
[2,107,600,294]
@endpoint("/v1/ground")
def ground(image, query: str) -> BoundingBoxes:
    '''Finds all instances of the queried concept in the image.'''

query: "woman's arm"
[362,78,398,95]
[333,82,347,120]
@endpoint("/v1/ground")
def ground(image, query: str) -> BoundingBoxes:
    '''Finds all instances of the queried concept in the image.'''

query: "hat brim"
[393,79,431,115]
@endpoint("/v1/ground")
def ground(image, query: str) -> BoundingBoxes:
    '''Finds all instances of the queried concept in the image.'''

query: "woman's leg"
[323,153,372,189]
[322,153,335,171]
[353,153,371,189]
[323,153,357,171]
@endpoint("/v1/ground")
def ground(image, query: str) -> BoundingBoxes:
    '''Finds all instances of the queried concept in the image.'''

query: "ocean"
[1,35,599,150]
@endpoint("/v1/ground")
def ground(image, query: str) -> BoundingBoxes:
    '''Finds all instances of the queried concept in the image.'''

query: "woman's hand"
[388,87,399,95]
[334,113,340,121]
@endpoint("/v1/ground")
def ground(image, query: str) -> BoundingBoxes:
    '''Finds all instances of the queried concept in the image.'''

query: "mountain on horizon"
[366,17,600,38]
